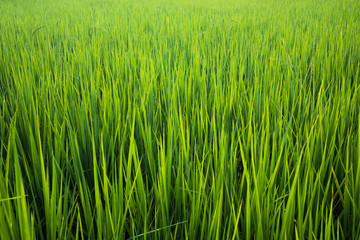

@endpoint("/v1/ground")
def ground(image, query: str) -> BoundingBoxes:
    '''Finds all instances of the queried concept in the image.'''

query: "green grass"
[0,0,359,239]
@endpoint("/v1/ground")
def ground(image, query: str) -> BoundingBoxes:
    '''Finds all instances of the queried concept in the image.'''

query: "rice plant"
[0,0,359,239]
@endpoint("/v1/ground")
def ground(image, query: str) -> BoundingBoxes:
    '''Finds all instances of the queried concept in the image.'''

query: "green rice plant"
[0,0,359,239]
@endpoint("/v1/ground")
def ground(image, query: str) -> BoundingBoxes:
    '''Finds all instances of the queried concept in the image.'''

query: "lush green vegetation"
[0,0,359,239]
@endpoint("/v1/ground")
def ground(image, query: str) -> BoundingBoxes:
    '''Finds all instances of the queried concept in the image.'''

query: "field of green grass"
[0,0,359,239]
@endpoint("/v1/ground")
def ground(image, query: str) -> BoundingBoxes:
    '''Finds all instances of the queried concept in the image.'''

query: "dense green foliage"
[1,0,359,239]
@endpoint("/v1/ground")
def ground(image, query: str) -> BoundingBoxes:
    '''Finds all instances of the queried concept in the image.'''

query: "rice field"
[0,0,359,239]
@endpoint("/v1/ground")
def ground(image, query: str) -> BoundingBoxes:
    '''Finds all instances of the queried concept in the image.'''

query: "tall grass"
[1,0,359,239]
